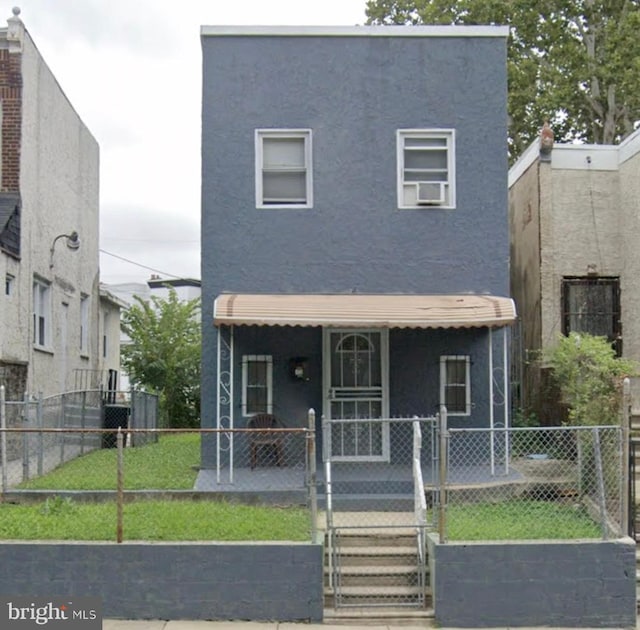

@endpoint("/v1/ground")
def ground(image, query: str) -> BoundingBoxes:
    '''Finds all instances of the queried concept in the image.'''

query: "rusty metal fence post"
[438,405,448,543]
[21,392,29,482]
[0,385,6,495]
[622,377,631,536]
[116,428,124,543]
[307,408,318,542]
[37,393,44,477]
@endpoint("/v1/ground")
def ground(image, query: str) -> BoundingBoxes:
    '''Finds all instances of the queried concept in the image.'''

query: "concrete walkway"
[103,620,639,630]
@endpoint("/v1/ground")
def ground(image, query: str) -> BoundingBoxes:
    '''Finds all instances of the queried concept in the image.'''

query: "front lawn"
[445,499,602,540]
[0,498,310,541]
[19,434,199,490]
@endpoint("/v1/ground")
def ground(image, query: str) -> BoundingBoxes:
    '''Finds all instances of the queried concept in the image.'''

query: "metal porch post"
[216,325,234,484]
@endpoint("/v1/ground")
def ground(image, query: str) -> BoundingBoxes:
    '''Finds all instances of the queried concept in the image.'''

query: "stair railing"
[413,419,427,606]
[323,416,336,592]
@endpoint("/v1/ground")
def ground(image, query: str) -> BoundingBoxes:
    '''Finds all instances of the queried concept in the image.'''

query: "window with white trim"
[242,355,273,415]
[33,279,51,348]
[80,294,89,354]
[397,129,455,208]
[255,129,312,208]
[103,311,109,358]
[440,355,470,416]
[5,273,14,296]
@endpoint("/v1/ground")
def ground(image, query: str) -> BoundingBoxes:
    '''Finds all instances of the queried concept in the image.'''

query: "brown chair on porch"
[247,413,285,469]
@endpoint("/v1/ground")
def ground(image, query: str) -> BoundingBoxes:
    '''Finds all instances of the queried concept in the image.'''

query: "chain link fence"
[0,421,316,543]
[0,388,626,553]
[441,425,624,542]
[0,389,158,481]
[323,417,438,527]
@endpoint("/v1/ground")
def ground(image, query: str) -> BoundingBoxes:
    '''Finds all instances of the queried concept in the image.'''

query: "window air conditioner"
[416,182,445,205]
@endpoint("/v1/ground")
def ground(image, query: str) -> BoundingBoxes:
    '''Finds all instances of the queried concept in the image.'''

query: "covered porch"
[206,293,517,484]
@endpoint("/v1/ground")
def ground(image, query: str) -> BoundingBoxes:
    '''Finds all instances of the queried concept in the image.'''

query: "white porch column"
[489,328,495,476]
[503,326,510,475]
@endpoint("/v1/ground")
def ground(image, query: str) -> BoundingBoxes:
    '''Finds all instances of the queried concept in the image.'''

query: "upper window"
[242,355,273,415]
[562,277,621,356]
[33,279,52,349]
[5,274,14,296]
[80,294,89,354]
[440,355,471,416]
[103,311,109,358]
[255,130,312,208]
[397,129,455,209]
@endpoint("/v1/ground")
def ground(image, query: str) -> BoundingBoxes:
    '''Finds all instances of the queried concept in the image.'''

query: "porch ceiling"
[213,293,517,328]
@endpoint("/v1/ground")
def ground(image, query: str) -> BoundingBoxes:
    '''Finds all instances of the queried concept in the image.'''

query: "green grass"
[0,498,310,541]
[19,434,199,490]
[10,435,310,541]
[446,499,602,540]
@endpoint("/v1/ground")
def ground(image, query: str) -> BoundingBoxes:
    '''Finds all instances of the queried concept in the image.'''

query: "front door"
[323,329,389,461]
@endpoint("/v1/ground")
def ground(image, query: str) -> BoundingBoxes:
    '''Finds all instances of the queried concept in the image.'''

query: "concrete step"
[324,606,435,623]
[335,545,416,557]
[330,564,421,576]
[326,565,421,587]
[336,585,427,596]
[325,585,429,607]
[325,525,429,609]
[333,533,416,547]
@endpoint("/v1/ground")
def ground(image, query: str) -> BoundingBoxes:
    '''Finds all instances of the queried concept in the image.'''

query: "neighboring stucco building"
[0,9,108,399]
[201,26,515,466]
[509,125,640,420]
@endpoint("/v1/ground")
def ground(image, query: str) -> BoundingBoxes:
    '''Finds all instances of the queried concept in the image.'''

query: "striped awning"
[213,294,516,329]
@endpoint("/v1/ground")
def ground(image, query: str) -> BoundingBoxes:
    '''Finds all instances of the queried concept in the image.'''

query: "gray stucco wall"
[201,30,509,432]
[199,325,502,466]
[0,542,323,622]
[429,535,637,628]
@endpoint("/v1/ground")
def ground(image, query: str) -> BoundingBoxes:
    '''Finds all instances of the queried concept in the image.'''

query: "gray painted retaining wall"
[428,534,637,628]
[0,542,323,622]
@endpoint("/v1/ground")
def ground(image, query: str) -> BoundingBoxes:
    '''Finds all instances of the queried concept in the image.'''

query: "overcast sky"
[6,0,367,284]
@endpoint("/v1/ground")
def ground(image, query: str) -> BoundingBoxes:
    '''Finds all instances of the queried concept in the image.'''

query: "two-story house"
[200,25,514,470]
[0,9,113,402]
[509,125,640,421]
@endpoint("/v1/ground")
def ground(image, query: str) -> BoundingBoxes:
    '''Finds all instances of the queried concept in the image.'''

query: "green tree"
[121,289,201,428]
[548,332,635,426]
[366,0,640,162]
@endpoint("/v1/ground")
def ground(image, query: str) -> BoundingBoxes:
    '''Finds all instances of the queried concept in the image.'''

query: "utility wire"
[99,249,183,279]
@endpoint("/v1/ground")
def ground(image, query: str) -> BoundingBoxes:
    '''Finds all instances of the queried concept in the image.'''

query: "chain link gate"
[323,415,439,609]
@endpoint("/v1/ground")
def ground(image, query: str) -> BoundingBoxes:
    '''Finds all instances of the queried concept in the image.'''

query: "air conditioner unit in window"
[416,182,445,205]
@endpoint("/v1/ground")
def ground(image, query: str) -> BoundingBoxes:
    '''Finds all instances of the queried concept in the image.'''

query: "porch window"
[561,277,621,356]
[242,355,273,415]
[440,355,471,416]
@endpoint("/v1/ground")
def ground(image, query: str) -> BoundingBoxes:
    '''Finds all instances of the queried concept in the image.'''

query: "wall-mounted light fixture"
[49,231,80,268]
[289,357,309,382]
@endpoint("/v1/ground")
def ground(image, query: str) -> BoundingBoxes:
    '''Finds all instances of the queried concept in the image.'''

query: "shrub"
[548,332,636,426]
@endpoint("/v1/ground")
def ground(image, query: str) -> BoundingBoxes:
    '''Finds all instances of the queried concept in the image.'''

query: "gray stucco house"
[200,25,515,472]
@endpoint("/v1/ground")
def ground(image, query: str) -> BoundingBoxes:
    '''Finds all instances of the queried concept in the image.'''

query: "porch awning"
[213,294,516,329]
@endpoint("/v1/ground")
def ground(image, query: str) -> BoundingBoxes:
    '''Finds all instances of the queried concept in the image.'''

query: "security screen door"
[324,330,389,461]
